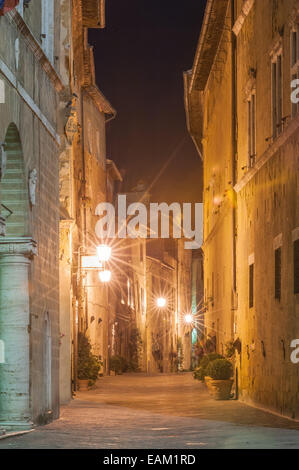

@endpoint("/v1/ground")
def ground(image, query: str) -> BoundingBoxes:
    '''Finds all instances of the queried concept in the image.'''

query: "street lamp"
[96,244,112,263]
[184,314,193,325]
[157,297,167,308]
[99,269,111,283]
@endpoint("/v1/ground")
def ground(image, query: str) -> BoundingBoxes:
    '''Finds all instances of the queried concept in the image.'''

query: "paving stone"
[0,373,298,449]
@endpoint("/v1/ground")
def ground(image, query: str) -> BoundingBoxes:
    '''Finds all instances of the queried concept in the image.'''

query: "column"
[0,237,37,431]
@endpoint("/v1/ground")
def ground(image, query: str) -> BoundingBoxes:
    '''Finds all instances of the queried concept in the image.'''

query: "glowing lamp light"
[157,297,167,308]
[184,314,193,325]
[99,270,111,283]
[97,244,112,262]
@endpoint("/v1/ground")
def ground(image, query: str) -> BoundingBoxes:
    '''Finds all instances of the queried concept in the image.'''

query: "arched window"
[1,123,29,237]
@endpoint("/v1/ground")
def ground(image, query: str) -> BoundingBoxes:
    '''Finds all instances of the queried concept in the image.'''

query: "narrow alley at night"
[0,0,299,461]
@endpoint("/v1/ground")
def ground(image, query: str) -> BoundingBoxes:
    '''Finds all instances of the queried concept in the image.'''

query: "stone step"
[4,217,26,225]
[0,211,25,219]
[1,179,26,185]
[5,158,23,164]
[1,200,26,206]
[2,168,24,181]
[4,145,22,152]
[1,187,27,192]
[6,218,25,228]
[5,164,23,171]
[4,170,23,176]
[1,193,28,202]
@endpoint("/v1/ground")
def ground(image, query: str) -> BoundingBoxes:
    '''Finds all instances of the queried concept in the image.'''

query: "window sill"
[235,113,299,193]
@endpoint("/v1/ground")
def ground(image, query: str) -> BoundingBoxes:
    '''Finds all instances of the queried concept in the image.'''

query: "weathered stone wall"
[177,240,192,370]
[145,252,177,374]
[190,0,299,419]
[82,93,109,370]
[0,9,61,426]
[235,0,299,418]
[201,7,235,355]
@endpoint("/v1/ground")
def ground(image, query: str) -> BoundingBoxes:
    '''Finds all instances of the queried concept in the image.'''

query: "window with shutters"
[248,91,256,167]
[294,239,299,294]
[291,24,299,117]
[274,247,281,300]
[249,263,254,309]
[272,50,283,139]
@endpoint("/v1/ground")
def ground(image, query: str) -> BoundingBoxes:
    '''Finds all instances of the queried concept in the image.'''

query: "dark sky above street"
[89,0,206,203]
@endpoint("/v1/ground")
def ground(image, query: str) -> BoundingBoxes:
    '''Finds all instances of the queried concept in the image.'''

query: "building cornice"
[84,85,116,119]
[184,70,203,160]
[82,0,106,29]
[106,159,123,182]
[189,0,229,93]
[82,44,116,119]
[146,256,175,272]
[232,0,255,37]
[7,10,64,93]
[0,237,37,258]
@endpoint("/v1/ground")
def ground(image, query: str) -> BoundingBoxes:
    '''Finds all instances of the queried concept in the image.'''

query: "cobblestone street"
[0,373,299,449]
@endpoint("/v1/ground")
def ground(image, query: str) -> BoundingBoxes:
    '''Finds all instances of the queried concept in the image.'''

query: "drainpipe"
[81,89,87,248]
[231,0,237,336]
[231,0,239,400]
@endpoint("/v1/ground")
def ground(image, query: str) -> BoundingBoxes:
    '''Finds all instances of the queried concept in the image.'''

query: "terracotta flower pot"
[205,377,233,400]
[78,379,89,391]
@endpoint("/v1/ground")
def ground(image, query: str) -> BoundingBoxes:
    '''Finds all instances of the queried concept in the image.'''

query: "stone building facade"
[0,0,201,432]
[105,182,195,375]
[185,0,299,419]
[0,1,63,429]
[108,236,147,373]
[58,0,116,401]
[110,237,193,375]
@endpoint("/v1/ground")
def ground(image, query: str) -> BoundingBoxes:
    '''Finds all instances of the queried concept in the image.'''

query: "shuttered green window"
[294,240,299,294]
[249,264,254,309]
[275,247,281,300]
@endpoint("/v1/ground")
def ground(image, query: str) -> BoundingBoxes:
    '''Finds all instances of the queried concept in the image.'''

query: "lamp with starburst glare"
[96,244,112,263]
[157,297,167,308]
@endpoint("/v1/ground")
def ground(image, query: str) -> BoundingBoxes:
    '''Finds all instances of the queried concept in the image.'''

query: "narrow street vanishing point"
[0,0,299,454]
[0,373,299,450]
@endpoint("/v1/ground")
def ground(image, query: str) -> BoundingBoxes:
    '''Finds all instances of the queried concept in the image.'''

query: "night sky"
[89,0,206,204]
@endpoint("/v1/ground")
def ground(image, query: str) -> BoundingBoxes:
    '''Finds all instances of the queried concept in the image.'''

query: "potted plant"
[78,333,102,390]
[224,340,235,359]
[193,353,224,383]
[109,355,128,375]
[205,358,233,400]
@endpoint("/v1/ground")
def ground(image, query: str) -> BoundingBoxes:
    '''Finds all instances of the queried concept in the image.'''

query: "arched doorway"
[1,123,29,236]
[0,123,36,430]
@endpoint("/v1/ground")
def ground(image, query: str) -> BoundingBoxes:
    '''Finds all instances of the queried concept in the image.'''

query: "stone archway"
[0,123,36,431]
[1,123,29,236]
